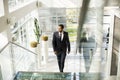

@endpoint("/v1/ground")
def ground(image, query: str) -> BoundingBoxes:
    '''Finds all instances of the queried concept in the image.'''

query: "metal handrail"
[0,42,9,53]
[10,41,37,55]
[0,41,37,55]
[113,47,119,56]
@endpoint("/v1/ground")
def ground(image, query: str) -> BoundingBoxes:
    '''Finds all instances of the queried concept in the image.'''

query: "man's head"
[58,24,64,32]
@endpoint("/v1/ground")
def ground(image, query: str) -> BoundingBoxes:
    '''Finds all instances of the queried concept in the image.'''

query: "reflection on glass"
[78,0,111,74]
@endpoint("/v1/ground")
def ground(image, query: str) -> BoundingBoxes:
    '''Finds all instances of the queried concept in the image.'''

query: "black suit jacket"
[52,31,70,53]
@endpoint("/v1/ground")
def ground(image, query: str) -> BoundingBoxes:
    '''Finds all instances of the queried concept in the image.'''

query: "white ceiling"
[39,0,120,8]
[39,0,83,8]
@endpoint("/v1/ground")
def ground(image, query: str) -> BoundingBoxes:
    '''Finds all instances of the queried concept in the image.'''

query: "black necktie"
[60,33,62,41]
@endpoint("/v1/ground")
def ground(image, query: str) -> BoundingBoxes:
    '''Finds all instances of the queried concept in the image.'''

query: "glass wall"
[0,0,4,17]
[8,0,36,12]
[66,8,79,43]
[37,8,81,73]
[38,8,79,53]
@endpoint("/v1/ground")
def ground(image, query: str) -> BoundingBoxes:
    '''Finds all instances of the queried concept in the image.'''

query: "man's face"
[58,26,63,32]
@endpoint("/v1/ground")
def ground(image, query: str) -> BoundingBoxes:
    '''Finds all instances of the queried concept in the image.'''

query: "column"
[117,43,120,80]
[0,65,3,80]
[41,40,48,64]
[36,43,41,69]
[104,14,114,80]
[94,0,105,79]
[95,0,105,55]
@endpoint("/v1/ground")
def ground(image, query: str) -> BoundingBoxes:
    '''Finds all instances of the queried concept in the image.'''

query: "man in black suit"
[52,24,70,72]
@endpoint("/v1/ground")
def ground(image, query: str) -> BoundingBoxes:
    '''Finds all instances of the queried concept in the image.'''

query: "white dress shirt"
[59,32,64,41]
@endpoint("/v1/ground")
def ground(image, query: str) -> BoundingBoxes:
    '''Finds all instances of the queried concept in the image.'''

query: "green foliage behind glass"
[33,18,42,43]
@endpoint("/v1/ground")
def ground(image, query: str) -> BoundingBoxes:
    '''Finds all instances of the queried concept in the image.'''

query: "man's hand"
[54,51,57,55]
[68,51,70,54]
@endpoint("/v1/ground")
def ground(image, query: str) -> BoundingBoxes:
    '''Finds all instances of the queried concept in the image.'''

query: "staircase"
[14,71,101,80]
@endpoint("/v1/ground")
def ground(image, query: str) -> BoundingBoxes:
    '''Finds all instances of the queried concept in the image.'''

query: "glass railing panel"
[79,46,107,73]
[77,2,109,77]
[0,42,37,80]
[0,44,14,80]
[14,72,73,80]
[12,43,37,73]
[79,33,107,73]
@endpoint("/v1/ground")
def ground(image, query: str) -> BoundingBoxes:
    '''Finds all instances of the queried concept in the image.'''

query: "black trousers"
[56,51,66,72]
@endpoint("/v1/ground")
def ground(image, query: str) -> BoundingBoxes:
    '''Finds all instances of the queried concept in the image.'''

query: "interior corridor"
[1,0,120,80]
